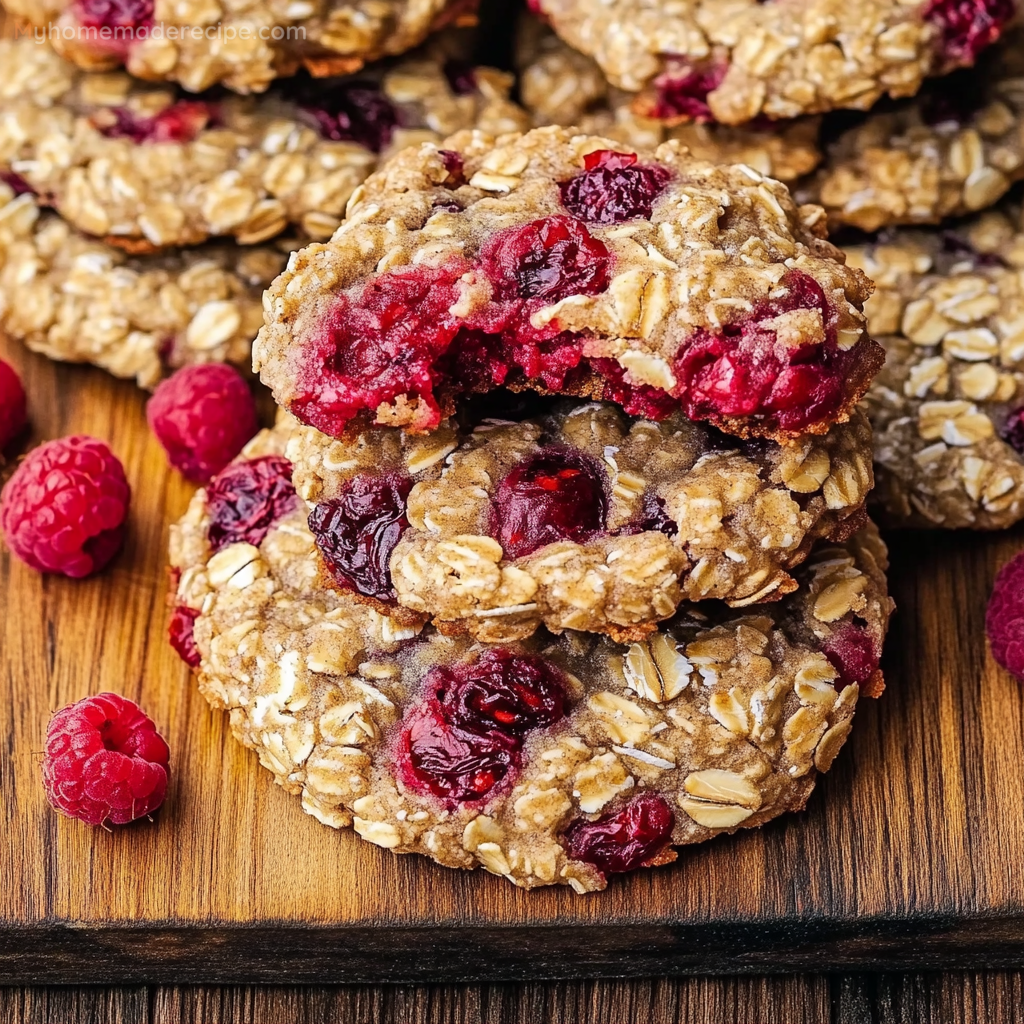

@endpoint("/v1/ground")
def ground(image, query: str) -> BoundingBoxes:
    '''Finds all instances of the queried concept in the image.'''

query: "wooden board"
[4,331,1024,985]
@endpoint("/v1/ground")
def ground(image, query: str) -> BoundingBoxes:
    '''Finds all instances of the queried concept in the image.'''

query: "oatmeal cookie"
[171,438,891,891]
[4,0,474,95]
[526,0,1017,125]
[287,399,873,641]
[255,126,881,443]
[0,37,527,248]
[515,18,822,184]
[851,204,1024,528]
[799,29,1024,232]
[0,183,280,387]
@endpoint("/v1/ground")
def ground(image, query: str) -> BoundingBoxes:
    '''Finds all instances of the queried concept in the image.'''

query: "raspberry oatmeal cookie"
[4,0,473,95]
[526,0,1017,125]
[255,127,880,443]
[0,184,281,387]
[170,431,892,891]
[852,204,1024,528]
[0,37,527,248]
[287,399,873,640]
[516,18,822,184]
[799,29,1024,232]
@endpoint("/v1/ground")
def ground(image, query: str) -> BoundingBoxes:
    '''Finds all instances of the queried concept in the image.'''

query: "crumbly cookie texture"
[0,37,527,248]
[798,29,1024,232]
[4,0,472,94]
[170,428,891,891]
[288,400,873,641]
[528,0,1017,124]
[515,18,822,183]
[851,204,1024,529]
[255,126,880,443]
[0,184,280,387]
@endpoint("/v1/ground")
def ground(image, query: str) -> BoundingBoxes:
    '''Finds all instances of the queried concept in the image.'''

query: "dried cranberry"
[75,0,153,31]
[96,102,213,144]
[168,605,201,668]
[563,794,675,876]
[923,0,1014,64]
[0,170,34,196]
[672,270,865,433]
[490,447,607,559]
[431,648,567,738]
[650,60,728,122]
[397,649,569,804]
[822,621,879,688]
[205,455,300,553]
[987,552,1024,681]
[443,60,477,95]
[295,81,399,152]
[559,149,672,225]
[307,473,412,602]
[479,215,612,305]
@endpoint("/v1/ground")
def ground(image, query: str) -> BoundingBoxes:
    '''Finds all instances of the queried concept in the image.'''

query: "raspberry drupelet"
[255,128,881,444]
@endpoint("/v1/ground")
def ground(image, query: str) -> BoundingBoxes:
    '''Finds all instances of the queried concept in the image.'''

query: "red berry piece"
[307,472,413,602]
[615,494,679,537]
[146,364,258,483]
[923,0,1014,64]
[1001,407,1024,456]
[590,356,681,421]
[0,357,28,451]
[168,605,201,668]
[672,269,861,433]
[42,692,169,826]
[443,60,477,96]
[987,552,1024,681]
[75,0,153,43]
[490,448,607,559]
[650,61,728,122]
[205,455,300,552]
[479,215,612,306]
[563,794,675,876]
[291,80,399,152]
[95,101,213,143]
[821,620,879,688]
[397,649,569,804]
[0,170,34,196]
[559,149,672,225]
[0,436,130,577]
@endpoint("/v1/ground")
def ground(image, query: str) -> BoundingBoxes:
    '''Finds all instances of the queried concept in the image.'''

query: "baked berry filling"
[923,0,1014,64]
[563,794,675,876]
[292,80,399,152]
[74,0,153,55]
[168,605,201,668]
[94,101,214,144]
[672,269,864,433]
[397,650,569,804]
[821,620,879,688]
[307,472,413,602]
[559,150,672,225]
[649,60,728,123]
[205,455,300,552]
[490,448,607,559]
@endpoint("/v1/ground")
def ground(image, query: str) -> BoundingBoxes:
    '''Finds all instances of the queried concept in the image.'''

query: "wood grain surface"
[3,973,1024,1024]
[4,327,1024,984]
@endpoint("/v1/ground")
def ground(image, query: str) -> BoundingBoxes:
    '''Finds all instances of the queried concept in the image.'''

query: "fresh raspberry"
[563,794,675,877]
[147,364,258,483]
[0,436,130,577]
[42,692,169,826]
[986,552,1024,681]
[559,150,672,225]
[650,60,728,122]
[168,605,201,668]
[308,473,413,602]
[206,455,300,552]
[0,358,28,450]
[490,448,607,559]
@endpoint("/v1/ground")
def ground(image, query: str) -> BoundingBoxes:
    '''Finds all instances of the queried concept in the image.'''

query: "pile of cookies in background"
[1,0,1022,888]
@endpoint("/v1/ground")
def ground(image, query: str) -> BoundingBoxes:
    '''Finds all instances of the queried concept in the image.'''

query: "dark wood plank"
[4,320,1024,981]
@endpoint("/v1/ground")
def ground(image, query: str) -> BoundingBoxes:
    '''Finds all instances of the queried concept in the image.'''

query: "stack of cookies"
[169,126,895,891]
